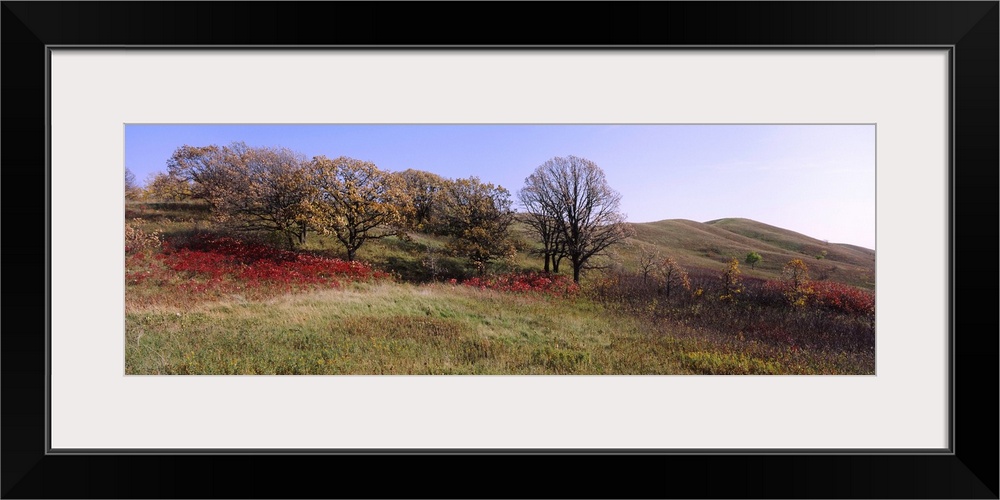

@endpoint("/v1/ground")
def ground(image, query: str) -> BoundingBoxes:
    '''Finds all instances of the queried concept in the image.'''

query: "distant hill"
[615,217,875,289]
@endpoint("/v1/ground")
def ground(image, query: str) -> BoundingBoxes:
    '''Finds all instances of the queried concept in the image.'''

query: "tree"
[144,171,194,201]
[217,144,313,246]
[658,257,691,299]
[520,156,632,283]
[306,156,409,261]
[165,144,231,200]
[436,177,516,273]
[783,258,810,290]
[637,247,660,283]
[745,251,761,270]
[124,167,142,201]
[397,169,446,231]
[166,142,313,246]
[782,258,812,307]
[518,176,567,273]
[719,258,743,301]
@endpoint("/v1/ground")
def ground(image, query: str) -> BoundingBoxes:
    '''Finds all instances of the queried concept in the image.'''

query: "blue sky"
[125,124,876,249]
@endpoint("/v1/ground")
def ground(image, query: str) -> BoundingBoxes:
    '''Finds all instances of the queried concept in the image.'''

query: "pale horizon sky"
[125,124,876,249]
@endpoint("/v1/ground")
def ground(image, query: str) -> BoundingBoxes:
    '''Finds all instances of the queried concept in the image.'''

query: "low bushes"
[590,261,875,352]
[126,233,392,304]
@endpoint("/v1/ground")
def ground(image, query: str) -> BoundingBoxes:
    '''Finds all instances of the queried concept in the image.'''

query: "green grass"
[126,282,872,375]
[126,282,697,374]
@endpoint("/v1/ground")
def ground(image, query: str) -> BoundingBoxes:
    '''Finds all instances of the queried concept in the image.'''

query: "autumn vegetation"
[125,144,875,375]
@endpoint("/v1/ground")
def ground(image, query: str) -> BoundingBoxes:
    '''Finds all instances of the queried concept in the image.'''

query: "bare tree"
[124,167,142,200]
[658,257,691,299]
[637,247,661,283]
[517,178,567,273]
[520,156,632,283]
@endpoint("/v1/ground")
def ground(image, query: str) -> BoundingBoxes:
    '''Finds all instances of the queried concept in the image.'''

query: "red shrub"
[809,281,875,316]
[128,235,391,301]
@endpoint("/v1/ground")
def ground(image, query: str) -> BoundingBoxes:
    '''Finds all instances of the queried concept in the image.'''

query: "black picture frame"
[3,2,996,498]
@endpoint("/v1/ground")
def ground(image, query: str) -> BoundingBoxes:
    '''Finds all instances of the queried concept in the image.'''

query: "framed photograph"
[4,2,996,498]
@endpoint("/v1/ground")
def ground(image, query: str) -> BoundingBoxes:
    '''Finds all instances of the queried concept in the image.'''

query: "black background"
[3,2,997,498]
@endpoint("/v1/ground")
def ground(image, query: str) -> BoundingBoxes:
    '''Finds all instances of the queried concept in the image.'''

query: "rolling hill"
[615,217,875,289]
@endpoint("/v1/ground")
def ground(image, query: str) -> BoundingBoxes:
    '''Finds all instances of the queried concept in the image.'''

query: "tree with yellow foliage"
[782,258,812,307]
[144,171,194,202]
[719,258,743,301]
[306,156,409,261]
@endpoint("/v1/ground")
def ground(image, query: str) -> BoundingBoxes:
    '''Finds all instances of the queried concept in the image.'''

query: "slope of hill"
[705,218,874,265]
[620,218,875,289]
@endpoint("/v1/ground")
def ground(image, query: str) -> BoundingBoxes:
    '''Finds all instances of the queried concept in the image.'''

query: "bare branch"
[519,156,631,282]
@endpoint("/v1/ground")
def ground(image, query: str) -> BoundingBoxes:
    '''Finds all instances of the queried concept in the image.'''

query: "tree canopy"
[144,171,193,201]
[436,177,516,274]
[397,168,447,231]
[166,142,312,246]
[306,156,409,261]
[519,156,632,282]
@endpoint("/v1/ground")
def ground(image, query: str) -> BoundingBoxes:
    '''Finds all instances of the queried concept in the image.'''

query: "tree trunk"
[543,253,551,273]
[572,263,581,283]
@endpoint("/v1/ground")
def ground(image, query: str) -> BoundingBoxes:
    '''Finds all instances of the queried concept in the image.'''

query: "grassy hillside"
[623,218,875,289]
[125,201,875,375]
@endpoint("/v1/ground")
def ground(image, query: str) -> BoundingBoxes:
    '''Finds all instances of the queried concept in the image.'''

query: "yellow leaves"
[305,156,410,257]
[719,258,743,302]
[144,172,194,202]
[782,259,813,307]
[783,258,810,276]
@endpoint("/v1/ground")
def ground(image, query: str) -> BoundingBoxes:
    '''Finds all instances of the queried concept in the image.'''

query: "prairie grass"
[128,283,694,374]
[124,202,875,375]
